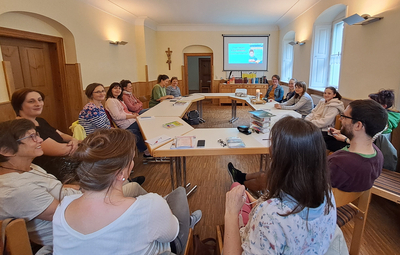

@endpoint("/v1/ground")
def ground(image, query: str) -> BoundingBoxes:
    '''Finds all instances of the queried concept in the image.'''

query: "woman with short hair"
[11,88,79,181]
[274,81,313,117]
[79,83,111,135]
[369,89,400,134]
[264,74,284,102]
[166,77,182,97]
[149,74,174,108]
[120,79,147,114]
[224,116,337,254]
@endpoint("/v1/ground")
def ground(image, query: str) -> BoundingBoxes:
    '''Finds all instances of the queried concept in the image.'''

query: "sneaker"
[227,162,238,183]
[189,210,202,229]
[143,154,153,158]
[128,176,145,185]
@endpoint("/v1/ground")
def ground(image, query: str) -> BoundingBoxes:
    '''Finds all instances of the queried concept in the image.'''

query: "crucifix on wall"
[166,47,172,70]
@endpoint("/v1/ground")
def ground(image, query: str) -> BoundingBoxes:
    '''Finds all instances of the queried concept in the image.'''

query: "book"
[173,101,188,106]
[250,124,270,134]
[249,110,275,118]
[226,137,245,148]
[170,136,196,149]
[251,116,271,123]
[251,120,271,128]
[162,121,183,129]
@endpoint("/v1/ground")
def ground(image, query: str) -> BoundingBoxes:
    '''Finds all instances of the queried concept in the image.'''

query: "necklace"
[0,165,58,180]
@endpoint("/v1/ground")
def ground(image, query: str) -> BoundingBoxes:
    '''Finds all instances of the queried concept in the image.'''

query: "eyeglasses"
[339,114,363,123]
[17,132,40,143]
[93,90,106,94]
[217,139,227,147]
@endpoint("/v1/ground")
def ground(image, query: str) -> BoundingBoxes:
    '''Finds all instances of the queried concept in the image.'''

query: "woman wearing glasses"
[0,119,81,254]
[0,119,149,254]
[79,83,111,135]
[11,88,80,181]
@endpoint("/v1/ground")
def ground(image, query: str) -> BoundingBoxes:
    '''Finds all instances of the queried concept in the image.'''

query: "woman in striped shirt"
[79,83,111,135]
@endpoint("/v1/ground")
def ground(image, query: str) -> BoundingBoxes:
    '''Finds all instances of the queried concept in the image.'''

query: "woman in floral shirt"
[79,83,111,135]
[224,116,337,254]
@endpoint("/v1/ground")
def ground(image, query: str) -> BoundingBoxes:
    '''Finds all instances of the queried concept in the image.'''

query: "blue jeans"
[126,121,147,152]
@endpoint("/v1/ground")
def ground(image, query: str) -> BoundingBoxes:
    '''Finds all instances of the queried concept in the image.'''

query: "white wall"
[279,0,400,107]
[156,29,280,80]
[0,0,139,102]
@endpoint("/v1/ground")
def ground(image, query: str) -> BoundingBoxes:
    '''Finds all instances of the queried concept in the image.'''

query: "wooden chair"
[104,109,118,128]
[333,188,372,255]
[0,219,33,255]
[372,168,400,204]
[334,114,341,130]
[216,225,224,255]
[183,228,194,255]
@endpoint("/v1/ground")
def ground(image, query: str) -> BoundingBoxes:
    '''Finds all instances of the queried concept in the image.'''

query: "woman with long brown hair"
[274,81,313,117]
[52,128,201,255]
[224,116,336,254]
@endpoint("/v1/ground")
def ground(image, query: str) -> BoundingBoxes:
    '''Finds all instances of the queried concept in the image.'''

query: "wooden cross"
[166,47,172,70]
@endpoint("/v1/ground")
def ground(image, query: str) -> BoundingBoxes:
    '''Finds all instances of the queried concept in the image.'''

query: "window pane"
[329,21,344,87]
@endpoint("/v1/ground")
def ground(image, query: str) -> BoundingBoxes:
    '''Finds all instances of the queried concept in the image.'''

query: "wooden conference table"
[137,93,301,192]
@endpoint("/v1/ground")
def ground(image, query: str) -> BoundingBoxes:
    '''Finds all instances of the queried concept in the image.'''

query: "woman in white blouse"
[53,129,201,255]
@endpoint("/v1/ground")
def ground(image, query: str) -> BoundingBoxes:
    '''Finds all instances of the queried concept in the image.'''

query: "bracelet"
[344,138,348,143]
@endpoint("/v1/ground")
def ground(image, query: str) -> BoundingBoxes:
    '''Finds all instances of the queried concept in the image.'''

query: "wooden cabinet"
[218,83,269,104]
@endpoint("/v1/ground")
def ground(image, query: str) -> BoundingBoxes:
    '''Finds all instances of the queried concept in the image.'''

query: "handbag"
[193,234,217,255]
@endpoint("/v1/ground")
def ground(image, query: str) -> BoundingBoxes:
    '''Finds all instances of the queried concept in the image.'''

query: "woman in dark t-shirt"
[11,88,80,181]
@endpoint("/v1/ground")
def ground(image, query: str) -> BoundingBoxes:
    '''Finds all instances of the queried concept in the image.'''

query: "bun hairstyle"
[67,129,136,192]
[369,89,395,109]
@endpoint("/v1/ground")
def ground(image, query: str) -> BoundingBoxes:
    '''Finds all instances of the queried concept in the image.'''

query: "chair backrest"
[104,109,118,128]
[0,219,33,255]
[183,228,193,255]
[333,188,372,255]
[332,188,363,208]
[334,114,342,130]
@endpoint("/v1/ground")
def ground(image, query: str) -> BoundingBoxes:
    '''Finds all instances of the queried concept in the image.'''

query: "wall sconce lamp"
[109,40,128,45]
[288,41,306,46]
[343,14,383,25]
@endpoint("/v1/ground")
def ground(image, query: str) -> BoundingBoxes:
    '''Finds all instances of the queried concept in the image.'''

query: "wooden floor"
[133,102,400,255]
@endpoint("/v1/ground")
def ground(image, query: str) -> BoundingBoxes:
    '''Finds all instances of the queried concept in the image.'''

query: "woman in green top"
[149,75,174,107]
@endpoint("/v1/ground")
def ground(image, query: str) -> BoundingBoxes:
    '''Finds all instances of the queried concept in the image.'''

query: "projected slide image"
[228,43,263,64]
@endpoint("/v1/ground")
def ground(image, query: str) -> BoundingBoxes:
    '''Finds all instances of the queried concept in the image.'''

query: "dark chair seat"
[337,204,359,227]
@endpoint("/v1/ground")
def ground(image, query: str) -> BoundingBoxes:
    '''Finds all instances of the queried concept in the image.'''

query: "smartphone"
[197,140,205,147]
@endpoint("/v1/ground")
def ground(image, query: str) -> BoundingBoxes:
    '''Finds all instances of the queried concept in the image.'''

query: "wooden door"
[199,58,211,93]
[0,37,63,129]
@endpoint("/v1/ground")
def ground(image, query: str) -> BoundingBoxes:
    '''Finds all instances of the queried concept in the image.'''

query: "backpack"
[183,110,200,125]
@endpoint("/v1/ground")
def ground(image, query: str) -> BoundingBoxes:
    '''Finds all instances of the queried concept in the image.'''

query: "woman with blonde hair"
[53,129,201,255]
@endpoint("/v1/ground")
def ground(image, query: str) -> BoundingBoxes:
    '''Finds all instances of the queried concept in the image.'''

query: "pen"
[141,116,152,119]
[262,139,270,140]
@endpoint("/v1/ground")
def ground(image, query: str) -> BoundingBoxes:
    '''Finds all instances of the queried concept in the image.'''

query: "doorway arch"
[183,45,213,95]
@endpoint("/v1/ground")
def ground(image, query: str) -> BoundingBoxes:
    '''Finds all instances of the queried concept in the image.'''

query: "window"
[328,21,344,87]
[310,6,346,90]
[281,31,295,82]
[281,40,294,82]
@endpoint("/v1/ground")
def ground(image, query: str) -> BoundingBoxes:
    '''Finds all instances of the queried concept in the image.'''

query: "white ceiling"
[79,0,322,29]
